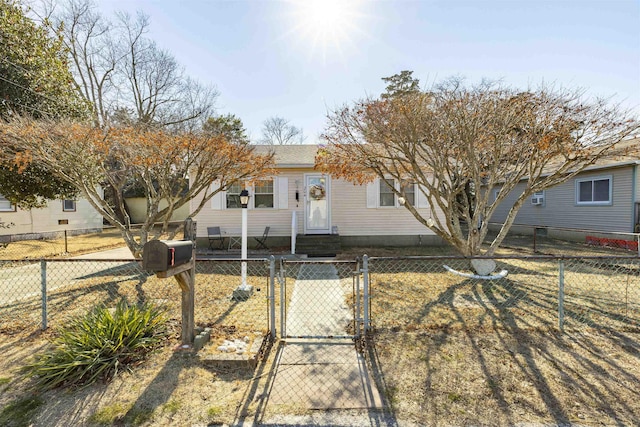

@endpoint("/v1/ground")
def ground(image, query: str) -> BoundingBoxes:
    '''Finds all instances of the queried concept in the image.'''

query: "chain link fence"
[263,259,378,413]
[278,259,360,339]
[2,255,637,336]
[365,255,640,334]
[0,229,124,260]
[0,258,274,342]
[495,224,640,257]
[0,227,185,260]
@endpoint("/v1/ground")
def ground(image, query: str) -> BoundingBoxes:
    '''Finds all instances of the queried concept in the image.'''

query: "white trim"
[366,181,378,208]
[378,178,396,208]
[416,184,429,208]
[219,177,281,210]
[0,194,16,212]
[575,175,613,206]
[253,178,276,210]
[277,177,288,209]
[62,199,77,212]
[367,178,422,208]
[210,181,224,210]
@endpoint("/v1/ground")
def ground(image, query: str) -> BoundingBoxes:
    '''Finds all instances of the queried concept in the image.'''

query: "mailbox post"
[142,218,197,347]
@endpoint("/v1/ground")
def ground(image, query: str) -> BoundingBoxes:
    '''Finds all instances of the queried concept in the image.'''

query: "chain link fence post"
[269,255,276,340]
[363,254,370,334]
[558,258,565,332]
[40,259,47,330]
[279,258,286,339]
[355,258,361,338]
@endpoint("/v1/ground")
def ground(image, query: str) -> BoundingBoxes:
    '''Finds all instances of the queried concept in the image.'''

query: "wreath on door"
[309,184,326,200]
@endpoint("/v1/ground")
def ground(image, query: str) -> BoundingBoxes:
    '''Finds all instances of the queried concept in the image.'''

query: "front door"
[304,174,330,234]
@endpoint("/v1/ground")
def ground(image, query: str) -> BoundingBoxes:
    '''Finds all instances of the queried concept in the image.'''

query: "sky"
[96,0,640,144]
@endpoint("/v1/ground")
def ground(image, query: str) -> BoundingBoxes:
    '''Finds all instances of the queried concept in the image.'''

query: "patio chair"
[207,226,225,250]
[254,226,270,250]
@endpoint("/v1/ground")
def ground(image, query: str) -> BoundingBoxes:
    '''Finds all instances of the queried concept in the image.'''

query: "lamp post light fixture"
[240,189,249,208]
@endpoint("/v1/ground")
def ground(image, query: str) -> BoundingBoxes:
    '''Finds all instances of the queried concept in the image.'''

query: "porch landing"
[295,234,342,257]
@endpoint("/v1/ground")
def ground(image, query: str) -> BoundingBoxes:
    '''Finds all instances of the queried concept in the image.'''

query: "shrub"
[22,301,168,390]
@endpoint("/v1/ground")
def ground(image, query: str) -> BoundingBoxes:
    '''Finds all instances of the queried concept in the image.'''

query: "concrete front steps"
[295,234,342,257]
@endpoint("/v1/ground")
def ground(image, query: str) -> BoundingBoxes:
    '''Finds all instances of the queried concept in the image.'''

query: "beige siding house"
[191,145,441,251]
[0,194,103,238]
[490,141,640,237]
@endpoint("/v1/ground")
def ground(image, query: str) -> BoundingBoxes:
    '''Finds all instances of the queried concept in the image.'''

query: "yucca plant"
[23,301,168,390]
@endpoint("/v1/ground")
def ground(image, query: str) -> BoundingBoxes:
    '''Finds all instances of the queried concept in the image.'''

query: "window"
[379,179,395,207]
[531,190,545,206]
[576,176,612,205]
[63,199,76,212]
[226,182,242,209]
[226,179,275,209]
[401,180,415,206]
[0,194,15,212]
[254,179,274,208]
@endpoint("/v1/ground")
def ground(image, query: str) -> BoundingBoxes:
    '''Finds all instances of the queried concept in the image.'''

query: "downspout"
[632,163,639,256]
[633,163,638,231]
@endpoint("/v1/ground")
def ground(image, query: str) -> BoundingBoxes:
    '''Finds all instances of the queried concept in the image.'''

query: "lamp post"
[231,189,253,301]
[239,189,249,289]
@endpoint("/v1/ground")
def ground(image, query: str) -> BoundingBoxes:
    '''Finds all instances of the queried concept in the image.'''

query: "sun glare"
[284,0,367,63]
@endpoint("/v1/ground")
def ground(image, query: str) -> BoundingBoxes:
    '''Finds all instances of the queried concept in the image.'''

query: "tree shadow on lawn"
[0,271,179,334]
[371,273,640,425]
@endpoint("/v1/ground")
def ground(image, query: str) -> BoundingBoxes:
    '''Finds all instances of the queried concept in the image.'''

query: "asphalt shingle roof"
[253,144,319,168]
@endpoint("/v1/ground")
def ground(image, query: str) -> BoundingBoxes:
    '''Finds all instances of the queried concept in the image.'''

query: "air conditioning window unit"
[531,196,544,205]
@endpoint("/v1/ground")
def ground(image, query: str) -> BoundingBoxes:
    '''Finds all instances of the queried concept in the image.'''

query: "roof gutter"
[275,163,316,169]
[490,159,640,186]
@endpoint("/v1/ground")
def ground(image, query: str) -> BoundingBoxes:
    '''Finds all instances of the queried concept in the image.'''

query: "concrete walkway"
[72,246,134,259]
[267,263,384,410]
[285,263,351,338]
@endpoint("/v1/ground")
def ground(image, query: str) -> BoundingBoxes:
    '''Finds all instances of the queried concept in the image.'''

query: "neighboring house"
[123,180,190,225]
[191,145,442,254]
[0,193,103,238]
[124,197,189,224]
[490,138,640,239]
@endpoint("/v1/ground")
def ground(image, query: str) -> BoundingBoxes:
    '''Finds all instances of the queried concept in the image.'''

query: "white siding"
[192,168,439,238]
[327,178,437,236]
[193,170,305,238]
[0,197,103,236]
[635,165,640,201]
[491,166,635,232]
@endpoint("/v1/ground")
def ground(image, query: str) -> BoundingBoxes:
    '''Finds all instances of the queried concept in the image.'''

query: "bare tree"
[259,116,305,145]
[44,0,217,129]
[317,77,639,259]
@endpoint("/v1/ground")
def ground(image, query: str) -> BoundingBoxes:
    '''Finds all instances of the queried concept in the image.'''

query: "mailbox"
[142,240,193,272]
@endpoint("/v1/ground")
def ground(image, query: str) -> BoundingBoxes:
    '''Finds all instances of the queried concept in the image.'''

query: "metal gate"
[278,259,368,339]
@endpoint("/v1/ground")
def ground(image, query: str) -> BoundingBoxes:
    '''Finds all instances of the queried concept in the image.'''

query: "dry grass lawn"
[0,233,638,426]
[0,229,128,260]
[0,261,277,426]
[366,257,640,425]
